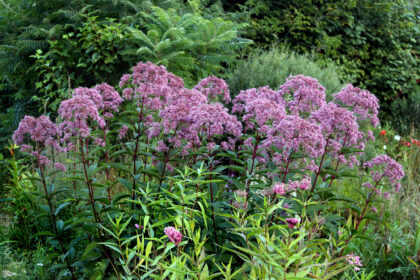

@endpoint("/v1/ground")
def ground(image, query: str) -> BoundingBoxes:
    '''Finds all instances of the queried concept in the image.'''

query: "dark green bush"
[223,0,420,114]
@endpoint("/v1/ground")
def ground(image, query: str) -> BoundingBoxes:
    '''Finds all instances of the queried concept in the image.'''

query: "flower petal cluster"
[278,75,326,115]
[333,84,380,127]
[365,154,404,187]
[119,62,183,111]
[310,102,362,156]
[286,218,299,229]
[265,115,326,158]
[94,83,122,118]
[58,94,105,142]
[233,86,286,131]
[272,183,286,195]
[194,76,231,103]
[164,226,182,245]
[346,252,363,271]
[13,115,58,148]
[160,88,242,152]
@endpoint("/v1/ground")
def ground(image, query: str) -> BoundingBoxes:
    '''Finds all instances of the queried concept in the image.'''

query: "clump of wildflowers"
[346,252,363,271]
[119,125,129,139]
[364,154,404,195]
[272,183,286,195]
[164,226,183,246]
[13,115,59,149]
[94,83,122,118]
[194,76,231,103]
[333,84,380,127]
[286,218,299,229]
[265,115,326,162]
[310,102,362,162]
[58,94,105,141]
[233,86,285,132]
[54,163,66,172]
[278,75,326,115]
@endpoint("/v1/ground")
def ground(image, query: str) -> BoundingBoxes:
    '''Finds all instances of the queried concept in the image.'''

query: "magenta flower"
[272,183,286,195]
[118,125,129,139]
[287,177,311,191]
[286,218,299,229]
[58,94,105,141]
[333,84,380,127]
[54,163,66,172]
[164,226,183,246]
[365,155,404,182]
[194,76,231,103]
[94,83,122,118]
[235,190,248,197]
[265,115,326,159]
[346,252,363,271]
[278,75,326,115]
[13,115,60,155]
[310,102,362,157]
[233,86,286,132]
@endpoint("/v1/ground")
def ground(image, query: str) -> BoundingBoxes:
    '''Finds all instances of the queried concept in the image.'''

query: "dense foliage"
[2,61,417,279]
[223,0,420,120]
[227,47,346,98]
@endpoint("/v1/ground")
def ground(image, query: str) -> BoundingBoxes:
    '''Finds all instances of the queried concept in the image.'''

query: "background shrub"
[226,46,347,98]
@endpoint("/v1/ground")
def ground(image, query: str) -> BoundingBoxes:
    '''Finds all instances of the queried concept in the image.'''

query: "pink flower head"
[265,115,326,158]
[346,252,363,271]
[119,125,129,139]
[235,190,248,197]
[310,102,361,157]
[54,162,66,172]
[364,155,404,186]
[194,76,231,103]
[58,94,105,141]
[333,84,380,127]
[233,86,286,132]
[119,62,184,112]
[13,115,59,151]
[286,218,299,229]
[164,226,182,246]
[272,183,286,195]
[287,177,311,191]
[278,75,326,115]
[94,83,122,118]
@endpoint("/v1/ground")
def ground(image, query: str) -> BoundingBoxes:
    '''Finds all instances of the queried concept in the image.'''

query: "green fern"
[128,6,251,86]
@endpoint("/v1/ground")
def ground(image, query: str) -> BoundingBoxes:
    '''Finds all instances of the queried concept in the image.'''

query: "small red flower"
[406,142,411,147]
[380,129,386,136]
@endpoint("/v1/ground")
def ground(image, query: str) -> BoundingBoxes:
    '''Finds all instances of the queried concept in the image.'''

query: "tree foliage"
[222,0,420,116]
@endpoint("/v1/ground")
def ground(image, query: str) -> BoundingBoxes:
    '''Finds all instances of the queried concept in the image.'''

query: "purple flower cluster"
[233,86,285,132]
[160,87,241,153]
[286,218,299,229]
[58,94,105,142]
[346,252,363,271]
[194,76,231,103]
[334,84,380,127]
[119,62,183,111]
[13,115,58,149]
[94,83,122,119]
[265,115,326,160]
[310,102,362,158]
[364,155,404,196]
[164,226,183,246]
[278,75,326,115]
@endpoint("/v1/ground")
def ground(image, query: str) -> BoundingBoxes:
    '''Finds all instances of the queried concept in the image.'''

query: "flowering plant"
[11,62,404,279]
